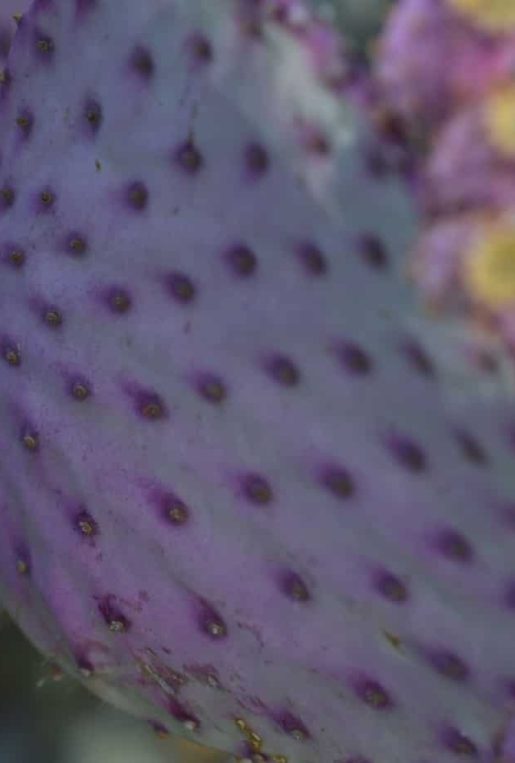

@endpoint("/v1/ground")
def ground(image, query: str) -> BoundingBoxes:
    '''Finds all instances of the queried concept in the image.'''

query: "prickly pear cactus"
[1,2,515,762]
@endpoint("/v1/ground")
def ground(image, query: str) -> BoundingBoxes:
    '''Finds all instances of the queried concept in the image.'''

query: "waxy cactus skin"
[1,2,515,762]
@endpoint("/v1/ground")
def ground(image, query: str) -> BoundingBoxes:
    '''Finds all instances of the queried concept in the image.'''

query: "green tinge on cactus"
[1,2,515,762]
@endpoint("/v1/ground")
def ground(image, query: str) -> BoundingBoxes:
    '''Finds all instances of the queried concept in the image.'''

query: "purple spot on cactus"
[161,492,190,526]
[373,569,408,603]
[276,710,310,741]
[3,245,26,268]
[426,648,470,682]
[75,509,98,538]
[342,758,373,763]
[35,31,55,59]
[278,570,311,602]
[442,727,478,757]
[1,340,21,367]
[198,602,227,640]
[98,595,131,633]
[168,698,200,731]
[387,432,427,472]
[15,548,31,576]
[0,185,16,211]
[376,111,409,147]
[454,430,488,466]
[264,354,300,387]
[130,46,155,79]
[303,127,332,156]
[187,33,213,64]
[68,376,92,402]
[166,271,196,304]
[196,373,227,404]
[503,580,515,610]
[364,142,392,178]
[76,654,95,677]
[104,286,132,314]
[338,342,372,375]
[16,109,34,138]
[225,243,258,277]
[320,465,355,500]
[65,231,88,256]
[5,246,27,270]
[139,653,188,692]
[242,473,274,505]
[353,677,393,710]
[245,143,269,178]
[357,234,389,270]
[126,181,148,211]
[20,426,40,453]
[501,504,515,532]
[237,4,264,38]
[132,389,168,421]
[296,241,328,276]
[402,340,436,378]
[37,187,56,212]
[505,678,515,700]
[83,97,102,134]
[175,139,203,174]
[41,305,63,329]
[433,528,474,564]
[185,663,222,689]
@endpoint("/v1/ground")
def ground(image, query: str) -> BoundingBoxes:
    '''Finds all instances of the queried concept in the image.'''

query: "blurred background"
[0,614,228,763]
[0,1,392,761]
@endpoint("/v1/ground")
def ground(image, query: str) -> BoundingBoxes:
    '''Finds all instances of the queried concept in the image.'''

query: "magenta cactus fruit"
[1,2,515,762]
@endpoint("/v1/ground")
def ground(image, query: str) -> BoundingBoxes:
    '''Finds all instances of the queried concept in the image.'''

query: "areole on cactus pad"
[1,1,515,763]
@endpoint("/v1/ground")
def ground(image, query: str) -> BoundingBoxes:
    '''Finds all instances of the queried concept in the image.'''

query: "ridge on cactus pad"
[1,2,515,763]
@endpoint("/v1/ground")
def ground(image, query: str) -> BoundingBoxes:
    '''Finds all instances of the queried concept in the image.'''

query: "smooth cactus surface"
[1,2,515,762]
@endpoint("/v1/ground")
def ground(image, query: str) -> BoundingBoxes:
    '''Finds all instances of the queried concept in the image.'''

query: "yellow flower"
[484,84,515,158]
[449,0,515,31]
[464,222,515,308]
